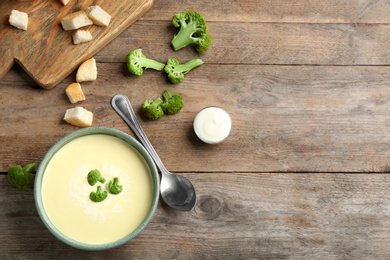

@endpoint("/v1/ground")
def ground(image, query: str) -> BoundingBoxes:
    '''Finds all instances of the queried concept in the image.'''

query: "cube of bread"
[76,58,97,82]
[61,11,93,31]
[60,0,70,5]
[73,29,92,44]
[64,107,93,127]
[86,6,111,27]
[65,83,85,103]
[9,10,28,31]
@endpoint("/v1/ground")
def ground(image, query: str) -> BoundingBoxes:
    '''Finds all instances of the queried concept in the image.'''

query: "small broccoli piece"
[108,177,123,195]
[89,186,108,202]
[171,11,212,53]
[164,58,203,84]
[161,89,183,115]
[7,162,36,190]
[87,169,105,186]
[141,98,164,120]
[126,49,165,76]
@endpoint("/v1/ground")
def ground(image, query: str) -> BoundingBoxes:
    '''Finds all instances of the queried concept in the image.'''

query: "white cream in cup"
[193,106,232,144]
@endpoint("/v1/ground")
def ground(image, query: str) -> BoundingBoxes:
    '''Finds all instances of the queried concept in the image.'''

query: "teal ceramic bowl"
[34,127,159,250]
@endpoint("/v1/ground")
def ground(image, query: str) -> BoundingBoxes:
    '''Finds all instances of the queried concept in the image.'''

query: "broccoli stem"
[23,162,36,174]
[138,57,165,71]
[153,98,163,107]
[163,89,172,101]
[171,22,199,51]
[176,58,204,74]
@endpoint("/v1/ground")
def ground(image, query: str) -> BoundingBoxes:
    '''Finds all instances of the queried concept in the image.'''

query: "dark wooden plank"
[145,0,390,24]
[2,64,390,173]
[1,173,389,259]
[95,21,390,66]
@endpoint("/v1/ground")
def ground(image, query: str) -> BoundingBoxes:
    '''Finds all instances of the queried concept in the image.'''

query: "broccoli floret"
[7,162,36,190]
[164,58,203,84]
[89,186,108,202]
[161,89,183,115]
[141,98,164,120]
[171,11,212,53]
[87,169,105,186]
[126,49,165,76]
[108,177,123,195]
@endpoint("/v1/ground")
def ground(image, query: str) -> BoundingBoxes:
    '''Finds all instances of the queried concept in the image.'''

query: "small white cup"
[193,106,232,144]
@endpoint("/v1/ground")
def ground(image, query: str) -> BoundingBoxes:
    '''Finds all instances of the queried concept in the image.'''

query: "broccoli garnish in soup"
[7,162,36,190]
[87,169,106,186]
[108,177,123,195]
[89,186,108,202]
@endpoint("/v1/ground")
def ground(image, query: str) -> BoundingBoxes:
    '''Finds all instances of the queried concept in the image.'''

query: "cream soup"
[42,134,153,245]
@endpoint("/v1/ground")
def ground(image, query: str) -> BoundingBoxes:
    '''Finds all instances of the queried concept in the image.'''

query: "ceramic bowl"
[34,127,159,250]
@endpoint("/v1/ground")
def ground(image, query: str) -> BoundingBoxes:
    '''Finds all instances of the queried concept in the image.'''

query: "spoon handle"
[111,94,169,175]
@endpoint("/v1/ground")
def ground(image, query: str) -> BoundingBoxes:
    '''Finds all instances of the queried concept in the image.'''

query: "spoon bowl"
[111,94,196,211]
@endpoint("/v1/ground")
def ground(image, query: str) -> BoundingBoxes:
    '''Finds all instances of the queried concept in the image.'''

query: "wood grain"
[145,0,390,24]
[2,64,390,173]
[0,0,153,89]
[2,0,390,258]
[1,173,390,259]
[95,21,390,65]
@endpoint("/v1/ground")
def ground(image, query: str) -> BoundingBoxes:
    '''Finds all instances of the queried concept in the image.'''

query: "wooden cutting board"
[0,0,153,89]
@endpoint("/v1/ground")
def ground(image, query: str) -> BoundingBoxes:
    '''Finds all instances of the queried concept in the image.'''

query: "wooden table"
[2,0,390,258]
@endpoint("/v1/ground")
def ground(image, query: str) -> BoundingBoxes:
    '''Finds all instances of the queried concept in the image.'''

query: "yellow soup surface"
[42,134,153,245]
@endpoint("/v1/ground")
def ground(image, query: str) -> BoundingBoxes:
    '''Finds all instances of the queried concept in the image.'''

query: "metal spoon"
[111,94,196,211]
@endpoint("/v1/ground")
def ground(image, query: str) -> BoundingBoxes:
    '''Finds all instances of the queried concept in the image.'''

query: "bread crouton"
[73,29,93,44]
[61,11,93,31]
[9,10,28,31]
[86,6,111,27]
[65,83,85,103]
[76,58,97,82]
[63,107,93,127]
[60,0,70,5]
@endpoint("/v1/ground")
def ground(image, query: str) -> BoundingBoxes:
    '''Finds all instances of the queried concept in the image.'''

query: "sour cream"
[193,107,232,144]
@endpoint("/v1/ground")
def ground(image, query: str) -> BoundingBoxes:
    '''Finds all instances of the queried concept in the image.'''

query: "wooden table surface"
[2,0,390,259]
